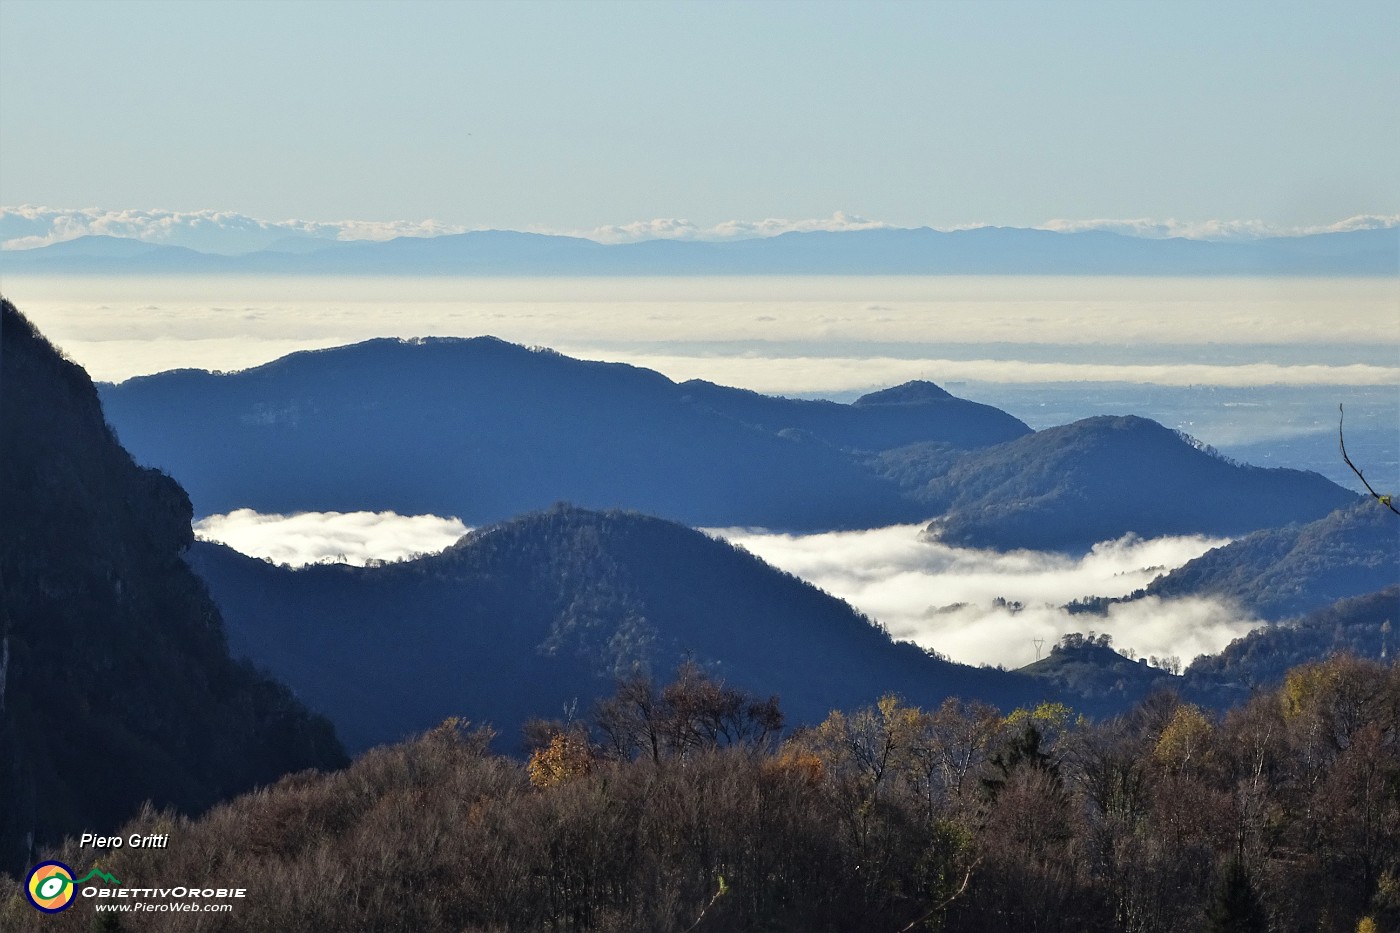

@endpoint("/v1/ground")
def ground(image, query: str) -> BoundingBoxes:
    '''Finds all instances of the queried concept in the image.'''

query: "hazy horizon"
[6,273,1396,386]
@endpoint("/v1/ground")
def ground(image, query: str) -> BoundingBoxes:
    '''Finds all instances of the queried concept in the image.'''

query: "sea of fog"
[8,273,1396,667]
[192,509,1253,670]
[6,273,1397,490]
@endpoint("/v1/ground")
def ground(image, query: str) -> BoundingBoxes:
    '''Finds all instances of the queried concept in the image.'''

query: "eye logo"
[23,862,122,913]
[25,861,76,913]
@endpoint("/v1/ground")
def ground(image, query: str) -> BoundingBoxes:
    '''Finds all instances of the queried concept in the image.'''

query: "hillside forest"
[4,655,1396,933]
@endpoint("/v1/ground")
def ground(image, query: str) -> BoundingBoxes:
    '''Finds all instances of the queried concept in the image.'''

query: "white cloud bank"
[0,206,470,254]
[4,205,1394,252]
[580,211,896,244]
[1039,214,1400,241]
[11,273,1396,387]
[606,355,1400,394]
[709,524,1258,669]
[193,509,469,567]
[193,510,1260,669]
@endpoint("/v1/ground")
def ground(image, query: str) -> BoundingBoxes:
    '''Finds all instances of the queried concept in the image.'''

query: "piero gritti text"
[79,832,170,849]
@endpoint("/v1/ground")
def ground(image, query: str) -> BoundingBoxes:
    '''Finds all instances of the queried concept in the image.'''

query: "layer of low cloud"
[909,595,1257,671]
[602,355,1400,394]
[5,205,1395,253]
[1039,214,1400,241]
[0,206,470,254]
[11,274,1395,388]
[194,509,469,567]
[51,341,1399,398]
[710,524,1258,668]
[581,211,895,244]
[193,510,1261,669]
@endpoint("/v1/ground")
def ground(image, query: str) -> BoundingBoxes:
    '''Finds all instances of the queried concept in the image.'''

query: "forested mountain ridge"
[101,338,1358,548]
[1139,499,1399,618]
[884,415,1359,551]
[1183,584,1399,696]
[1023,582,1399,708]
[191,497,1397,753]
[675,377,1031,451]
[0,299,346,873]
[102,337,1019,530]
[187,504,1048,753]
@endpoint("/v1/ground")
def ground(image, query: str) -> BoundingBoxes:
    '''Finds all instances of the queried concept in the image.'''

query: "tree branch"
[679,874,729,933]
[1339,404,1399,515]
[895,858,981,933]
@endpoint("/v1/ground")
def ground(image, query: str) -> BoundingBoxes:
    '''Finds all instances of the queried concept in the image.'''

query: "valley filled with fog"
[194,508,1254,670]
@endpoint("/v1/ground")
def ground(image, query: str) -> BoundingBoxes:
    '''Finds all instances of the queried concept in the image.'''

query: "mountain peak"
[191,503,1038,752]
[908,413,1357,552]
[855,381,955,406]
[100,342,1032,528]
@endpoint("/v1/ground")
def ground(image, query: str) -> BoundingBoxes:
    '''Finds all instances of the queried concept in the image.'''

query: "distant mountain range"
[101,338,1359,548]
[4,224,1397,275]
[0,300,345,872]
[186,505,1047,753]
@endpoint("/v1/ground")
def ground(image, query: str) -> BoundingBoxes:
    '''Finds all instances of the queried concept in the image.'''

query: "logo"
[25,862,75,913]
[24,861,122,913]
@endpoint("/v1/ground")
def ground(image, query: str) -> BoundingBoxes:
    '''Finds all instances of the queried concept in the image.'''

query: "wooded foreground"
[4,655,1396,933]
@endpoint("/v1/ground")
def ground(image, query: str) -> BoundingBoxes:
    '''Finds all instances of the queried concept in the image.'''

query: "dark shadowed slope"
[0,299,345,872]
[98,338,1027,529]
[889,415,1358,552]
[1141,500,1399,619]
[188,505,1046,753]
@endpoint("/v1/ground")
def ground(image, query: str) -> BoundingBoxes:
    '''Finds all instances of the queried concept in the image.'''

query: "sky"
[2,0,1397,233]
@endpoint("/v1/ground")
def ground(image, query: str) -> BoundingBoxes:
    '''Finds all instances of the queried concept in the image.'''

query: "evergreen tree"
[1205,858,1268,933]
[980,723,1055,800]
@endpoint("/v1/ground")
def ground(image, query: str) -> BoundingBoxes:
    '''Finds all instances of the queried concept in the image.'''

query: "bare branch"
[679,874,729,933]
[894,858,981,933]
[1339,404,1399,515]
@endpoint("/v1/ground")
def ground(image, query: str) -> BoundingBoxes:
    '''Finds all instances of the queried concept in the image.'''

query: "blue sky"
[1,0,1396,232]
